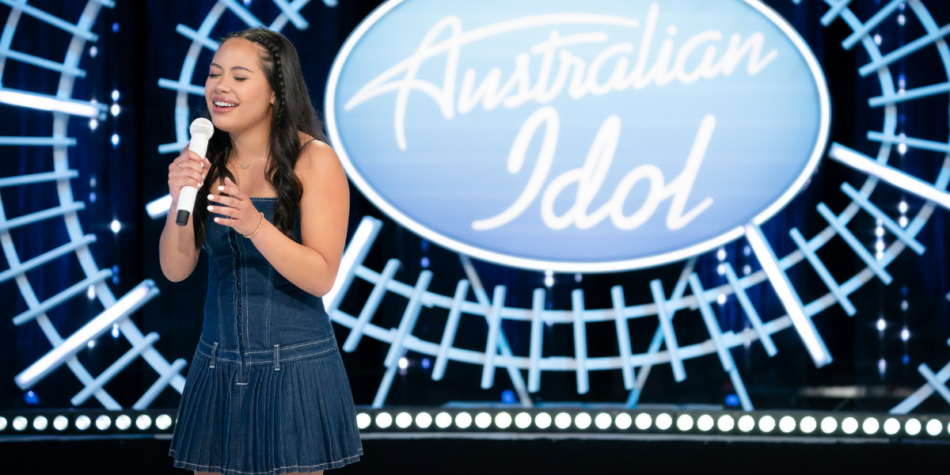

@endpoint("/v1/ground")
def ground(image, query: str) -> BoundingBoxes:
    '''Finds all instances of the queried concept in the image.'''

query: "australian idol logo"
[326,0,830,272]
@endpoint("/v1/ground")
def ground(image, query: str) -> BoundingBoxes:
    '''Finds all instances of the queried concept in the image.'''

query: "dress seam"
[194,345,335,364]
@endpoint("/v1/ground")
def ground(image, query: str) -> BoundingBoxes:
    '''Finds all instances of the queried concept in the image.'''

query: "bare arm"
[210,142,349,297]
[159,145,211,282]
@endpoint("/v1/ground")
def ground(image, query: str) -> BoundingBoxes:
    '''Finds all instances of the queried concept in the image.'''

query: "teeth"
[214,101,237,107]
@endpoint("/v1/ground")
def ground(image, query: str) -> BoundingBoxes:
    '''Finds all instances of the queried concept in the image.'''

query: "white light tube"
[0,88,100,117]
[15,281,158,389]
[744,223,832,367]
[828,143,950,210]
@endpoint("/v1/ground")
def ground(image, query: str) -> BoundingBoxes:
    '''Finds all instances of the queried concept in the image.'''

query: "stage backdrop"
[1,0,949,414]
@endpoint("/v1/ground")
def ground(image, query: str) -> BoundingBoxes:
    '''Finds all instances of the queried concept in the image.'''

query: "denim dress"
[169,198,363,474]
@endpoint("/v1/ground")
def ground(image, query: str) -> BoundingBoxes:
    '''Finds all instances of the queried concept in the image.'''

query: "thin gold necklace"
[232,154,266,169]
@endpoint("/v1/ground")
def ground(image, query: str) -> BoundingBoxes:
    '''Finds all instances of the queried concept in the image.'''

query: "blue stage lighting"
[501,390,516,404]
[24,390,39,405]
[725,394,740,407]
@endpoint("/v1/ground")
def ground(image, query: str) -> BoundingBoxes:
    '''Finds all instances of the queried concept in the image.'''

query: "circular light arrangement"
[53,415,69,431]
[455,412,472,429]
[697,415,714,432]
[515,412,532,429]
[574,413,592,430]
[75,415,91,431]
[95,415,111,431]
[905,418,921,436]
[32,416,48,431]
[395,412,413,429]
[676,414,694,431]
[820,417,837,434]
[535,412,552,429]
[635,413,652,430]
[717,415,734,432]
[475,412,492,429]
[883,418,900,435]
[758,415,775,433]
[416,412,433,429]
[841,417,858,435]
[925,419,943,436]
[0,416,7,431]
[595,413,612,430]
[656,413,672,430]
[779,416,796,433]
[12,416,27,431]
[555,413,572,429]
[495,412,512,429]
[375,412,392,429]
[737,415,755,433]
[136,415,153,430]
[800,416,817,434]
[862,418,879,435]
[156,415,173,430]
[115,415,131,431]
[435,412,452,429]
[615,413,632,430]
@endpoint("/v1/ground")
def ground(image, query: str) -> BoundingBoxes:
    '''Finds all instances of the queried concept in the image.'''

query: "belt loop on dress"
[210,342,219,369]
[274,344,281,371]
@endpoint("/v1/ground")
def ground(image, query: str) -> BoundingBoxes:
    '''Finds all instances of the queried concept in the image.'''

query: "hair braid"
[260,38,285,125]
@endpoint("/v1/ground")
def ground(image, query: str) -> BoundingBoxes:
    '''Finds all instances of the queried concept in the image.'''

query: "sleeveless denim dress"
[169,198,363,474]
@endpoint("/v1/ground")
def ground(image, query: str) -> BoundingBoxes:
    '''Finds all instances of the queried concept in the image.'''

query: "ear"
[270,91,275,105]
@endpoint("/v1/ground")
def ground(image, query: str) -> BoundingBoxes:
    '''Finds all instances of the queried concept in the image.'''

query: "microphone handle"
[175,187,198,226]
[174,135,210,226]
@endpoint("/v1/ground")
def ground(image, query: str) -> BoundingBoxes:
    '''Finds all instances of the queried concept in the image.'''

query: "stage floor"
[1,436,946,475]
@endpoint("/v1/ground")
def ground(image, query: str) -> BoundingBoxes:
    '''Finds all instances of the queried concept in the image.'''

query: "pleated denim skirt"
[168,338,364,474]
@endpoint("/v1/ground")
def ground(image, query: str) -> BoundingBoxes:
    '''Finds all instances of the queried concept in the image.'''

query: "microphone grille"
[189,118,214,139]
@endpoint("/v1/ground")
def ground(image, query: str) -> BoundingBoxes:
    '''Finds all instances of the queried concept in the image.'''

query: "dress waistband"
[196,337,337,367]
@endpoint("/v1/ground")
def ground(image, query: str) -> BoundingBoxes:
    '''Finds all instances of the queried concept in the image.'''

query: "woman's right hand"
[168,147,211,203]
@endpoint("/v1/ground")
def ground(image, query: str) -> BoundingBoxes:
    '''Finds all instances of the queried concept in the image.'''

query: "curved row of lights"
[0,413,173,433]
[357,411,948,437]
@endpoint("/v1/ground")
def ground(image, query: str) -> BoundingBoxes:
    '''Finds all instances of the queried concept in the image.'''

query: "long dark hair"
[191,27,326,249]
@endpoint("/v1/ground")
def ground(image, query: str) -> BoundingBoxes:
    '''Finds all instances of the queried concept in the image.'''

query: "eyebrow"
[209,63,254,73]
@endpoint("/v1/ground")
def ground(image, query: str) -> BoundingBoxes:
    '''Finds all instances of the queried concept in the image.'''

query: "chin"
[211,118,234,132]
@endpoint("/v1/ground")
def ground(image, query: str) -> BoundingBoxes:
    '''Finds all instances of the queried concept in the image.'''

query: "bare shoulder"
[294,135,346,191]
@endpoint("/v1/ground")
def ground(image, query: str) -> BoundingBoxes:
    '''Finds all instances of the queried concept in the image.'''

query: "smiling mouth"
[213,101,238,108]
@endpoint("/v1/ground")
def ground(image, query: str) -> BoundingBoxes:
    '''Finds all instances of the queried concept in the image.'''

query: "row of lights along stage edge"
[0,409,174,439]
[2,407,949,442]
[356,407,950,442]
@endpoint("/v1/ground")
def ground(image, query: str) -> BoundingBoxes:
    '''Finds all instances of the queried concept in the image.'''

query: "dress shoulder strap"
[299,137,318,150]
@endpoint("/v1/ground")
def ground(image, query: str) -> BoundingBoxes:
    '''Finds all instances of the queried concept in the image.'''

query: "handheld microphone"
[175,118,215,226]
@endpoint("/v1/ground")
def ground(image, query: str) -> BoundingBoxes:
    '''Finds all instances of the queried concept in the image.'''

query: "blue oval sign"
[326,0,830,272]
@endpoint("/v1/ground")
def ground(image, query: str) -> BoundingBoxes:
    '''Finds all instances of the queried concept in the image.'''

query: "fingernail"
[201,162,204,168]
[218,186,224,191]
[214,217,220,222]
[208,194,214,200]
